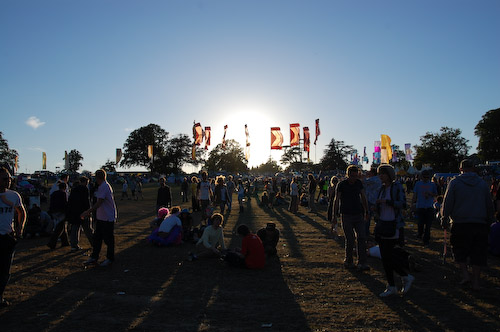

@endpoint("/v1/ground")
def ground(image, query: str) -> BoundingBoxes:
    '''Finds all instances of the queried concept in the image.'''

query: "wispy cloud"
[28,147,45,152]
[124,128,133,132]
[26,116,46,129]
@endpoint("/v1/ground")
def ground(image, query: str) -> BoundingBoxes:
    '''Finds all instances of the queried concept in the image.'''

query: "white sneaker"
[99,259,113,267]
[379,286,398,297]
[401,274,415,294]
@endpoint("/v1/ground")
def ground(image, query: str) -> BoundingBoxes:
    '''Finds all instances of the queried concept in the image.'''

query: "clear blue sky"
[1,0,499,173]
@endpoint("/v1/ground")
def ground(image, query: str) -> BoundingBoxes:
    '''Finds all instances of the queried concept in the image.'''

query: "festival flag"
[271,127,283,150]
[14,156,18,173]
[303,127,310,152]
[391,145,398,162]
[352,150,359,165]
[204,127,211,150]
[374,141,381,164]
[147,145,153,159]
[42,152,47,170]
[290,123,300,146]
[193,123,203,145]
[64,151,69,170]
[116,149,122,165]
[380,134,392,164]
[405,143,413,161]
[245,124,250,161]
[222,125,228,149]
[363,147,369,164]
[314,119,320,145]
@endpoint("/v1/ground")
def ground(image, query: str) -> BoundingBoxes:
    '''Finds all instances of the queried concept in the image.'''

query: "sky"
[1,0,499,174]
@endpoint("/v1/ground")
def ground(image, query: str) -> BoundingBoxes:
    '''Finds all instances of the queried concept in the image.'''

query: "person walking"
[334,165,370,271]
[82,169,117,267]
[412,169,438,245]
[0,167,26,307]
[67,176,93,251]
[441,159,495,291]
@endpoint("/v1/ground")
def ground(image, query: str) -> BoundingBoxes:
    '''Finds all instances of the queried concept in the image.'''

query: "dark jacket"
[67,185,91,224]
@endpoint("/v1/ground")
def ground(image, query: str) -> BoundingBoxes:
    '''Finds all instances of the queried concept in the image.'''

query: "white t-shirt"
[158,214,182,233]
[0,190,22,235]
[199,180,211,200]
[96,181,117,222]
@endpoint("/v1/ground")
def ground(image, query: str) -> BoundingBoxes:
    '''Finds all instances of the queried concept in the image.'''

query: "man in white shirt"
[82,169,117,267]
[0,167,26,306]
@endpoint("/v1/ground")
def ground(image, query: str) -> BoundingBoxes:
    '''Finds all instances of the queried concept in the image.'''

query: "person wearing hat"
[257,223,280,256]
[441,159,495,291]
[412,169,438,245]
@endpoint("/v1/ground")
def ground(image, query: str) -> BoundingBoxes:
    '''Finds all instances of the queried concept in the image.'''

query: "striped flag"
[290,123,300,146]
[204,127,211,150]
[194,123,203,145]
[271,127,283,150]
[303,127,310,152]
[222,125,228,149]
[405,143,413,161]
[245,124,250,160]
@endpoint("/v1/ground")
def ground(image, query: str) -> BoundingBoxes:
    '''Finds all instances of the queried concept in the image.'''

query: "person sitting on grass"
[188,213,225,261]
[224,224,265,269]
[149,207,169,230]
[147,207,182,247]
[257,223,280,256]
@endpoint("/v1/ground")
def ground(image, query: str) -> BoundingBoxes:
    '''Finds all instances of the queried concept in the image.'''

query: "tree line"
[1,108,499,174]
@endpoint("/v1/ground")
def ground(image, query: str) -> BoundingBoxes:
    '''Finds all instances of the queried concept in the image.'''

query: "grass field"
[1,182,499,331]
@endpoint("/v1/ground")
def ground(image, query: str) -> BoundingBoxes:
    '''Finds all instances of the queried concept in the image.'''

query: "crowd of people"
[1,159,499,307]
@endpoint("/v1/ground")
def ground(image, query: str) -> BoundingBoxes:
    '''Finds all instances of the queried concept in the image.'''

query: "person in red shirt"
[224,224,265,269]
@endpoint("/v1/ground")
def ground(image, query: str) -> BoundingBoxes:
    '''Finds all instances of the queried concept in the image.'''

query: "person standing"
[82,169,117,267]
[197,171,212,220]
[375,165,414,297]
[289,177,299,213]
[226,175,235,213]
[67,176,93,251]
[412,170,438,245]
[156,177,172,211]
[214,176,228,214]
[441,159,495,291]
[334,165,370,271]
[47,182,70,249]
[0,167,26,307]
[363,168,382,236]
[180,177,189,203]
[307,174,317,213]
[190,176,199,212]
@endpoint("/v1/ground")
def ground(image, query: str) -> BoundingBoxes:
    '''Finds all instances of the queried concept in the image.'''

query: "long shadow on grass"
[346,241,500,331]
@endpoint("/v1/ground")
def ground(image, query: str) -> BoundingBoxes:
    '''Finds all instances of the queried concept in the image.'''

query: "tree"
[159,134,194,174]
[320,138,354,171]
[121,124,169,172]
[250,157,282,175]
[413,127,469,172]
[280,146,303,167]
[391,145,411,171]
[65,149,83,173]
[474,108,500,161]
[101,160,117,173]
[0,132,18,171]
[204,139,248,173]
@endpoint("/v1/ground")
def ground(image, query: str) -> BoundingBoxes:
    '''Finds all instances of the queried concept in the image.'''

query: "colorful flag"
[222,125,228,149]
[116,149,122,165]
[245,124,250,161]
[204,127,211,150]
[391,145,398,162]
[271,127,283,150]
[405,143,413,161]
[193,123,203,145]
[380,134,392,164]
[303,127,310,152]
[42,152,47,170]
[147,145,153,159]
[374,141,381,164]
[290,123,300,146]
[363,147,369,164]
[14,156,18,173]
[314,119,320,145]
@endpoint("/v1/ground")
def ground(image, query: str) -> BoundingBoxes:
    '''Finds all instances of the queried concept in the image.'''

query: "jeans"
[70,218,93,248]
[341,214,367,265]
[91,220,115,261]
[0,234,17,298]
[417,208,434,243]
